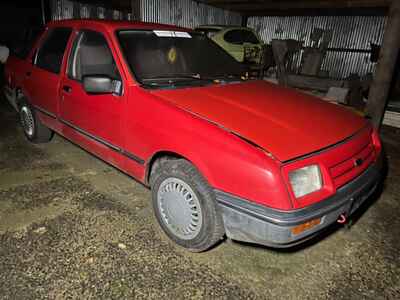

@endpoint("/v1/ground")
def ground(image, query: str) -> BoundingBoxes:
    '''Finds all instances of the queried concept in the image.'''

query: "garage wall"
[50,0,241,28]
[140,0,241,28]
[50,0,132,21]
[248,15,387,79]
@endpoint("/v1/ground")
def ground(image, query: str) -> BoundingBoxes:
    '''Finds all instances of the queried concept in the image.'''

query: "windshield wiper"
[142,74,207,82]
[141,74,214,88]
[141,73,246,89]
[201,74,247,82]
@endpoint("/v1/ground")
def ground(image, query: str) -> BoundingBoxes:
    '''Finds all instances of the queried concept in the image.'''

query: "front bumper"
[216,155,383,248]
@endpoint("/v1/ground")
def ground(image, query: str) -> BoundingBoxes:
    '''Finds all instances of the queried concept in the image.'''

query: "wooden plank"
[198,0,391,10]
[383,111,400,128]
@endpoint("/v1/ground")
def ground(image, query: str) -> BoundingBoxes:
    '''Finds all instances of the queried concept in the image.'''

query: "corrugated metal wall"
[50,1,384,80]
[50,0,240,29]
[140,0,241,28]
[248,16,387,79]
[50,0,133,21]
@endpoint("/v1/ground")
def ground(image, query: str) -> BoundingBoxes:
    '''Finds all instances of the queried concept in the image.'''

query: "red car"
[4,20,383,252]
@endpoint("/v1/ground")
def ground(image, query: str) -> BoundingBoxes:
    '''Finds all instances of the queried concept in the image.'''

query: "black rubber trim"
[34,104,145,165]
[58,118,145,165]
[33,105,57,119]
[215,155,382,226]
[120,150,146,165]
[282,125,370,164]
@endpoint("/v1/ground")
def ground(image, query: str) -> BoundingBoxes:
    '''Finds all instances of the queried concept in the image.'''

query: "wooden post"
[241,15,248,27]
[41,0,46,25]
[131,0,141,21]
[366,0,400,129]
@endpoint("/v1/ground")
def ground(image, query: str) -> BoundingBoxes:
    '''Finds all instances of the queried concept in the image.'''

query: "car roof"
[196,25,228,30]
[47,19,190,32]
[195,25,256,32]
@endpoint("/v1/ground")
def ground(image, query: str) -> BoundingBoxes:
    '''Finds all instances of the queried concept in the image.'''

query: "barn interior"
[0,0,399,298]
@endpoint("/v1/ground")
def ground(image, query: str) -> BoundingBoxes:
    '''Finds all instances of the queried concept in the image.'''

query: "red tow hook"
[337,214,347,224]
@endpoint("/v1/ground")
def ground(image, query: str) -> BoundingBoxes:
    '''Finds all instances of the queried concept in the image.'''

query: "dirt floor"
[0,96,399,299]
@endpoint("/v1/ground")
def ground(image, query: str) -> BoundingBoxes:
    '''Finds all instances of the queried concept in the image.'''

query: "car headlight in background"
[289,165,322,198]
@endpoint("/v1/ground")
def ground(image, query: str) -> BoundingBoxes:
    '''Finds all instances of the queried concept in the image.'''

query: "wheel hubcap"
[157,178,203,240]
[20,106,34,137]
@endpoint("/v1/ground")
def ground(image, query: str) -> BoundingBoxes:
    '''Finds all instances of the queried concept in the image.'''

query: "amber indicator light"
[291,218,321,235]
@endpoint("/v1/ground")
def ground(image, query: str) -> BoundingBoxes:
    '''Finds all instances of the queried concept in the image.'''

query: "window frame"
[67,29,122,84]
[34,27,73,74]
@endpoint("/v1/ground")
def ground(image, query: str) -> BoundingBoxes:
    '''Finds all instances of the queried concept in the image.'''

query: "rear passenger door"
[24,27,72,116]
[59,29,125,151]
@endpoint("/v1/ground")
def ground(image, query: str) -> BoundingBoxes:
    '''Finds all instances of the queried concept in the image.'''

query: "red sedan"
[4,20,383,251]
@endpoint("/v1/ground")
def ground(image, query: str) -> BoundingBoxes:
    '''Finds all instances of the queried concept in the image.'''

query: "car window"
[118,30,244,85]
[35,27,72,74]
[224,29,259,45]
[68,30,121,81]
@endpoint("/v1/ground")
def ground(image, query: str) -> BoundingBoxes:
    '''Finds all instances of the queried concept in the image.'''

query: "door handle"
[26,72,31,78]
[62,85,72,93]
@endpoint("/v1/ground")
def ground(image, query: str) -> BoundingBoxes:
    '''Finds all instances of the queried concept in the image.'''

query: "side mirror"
[83,76,122,95]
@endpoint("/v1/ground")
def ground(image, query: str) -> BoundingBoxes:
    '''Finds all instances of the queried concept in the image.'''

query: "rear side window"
[68,30,120,81]
[224,30,259,45]
[35,27,72,74]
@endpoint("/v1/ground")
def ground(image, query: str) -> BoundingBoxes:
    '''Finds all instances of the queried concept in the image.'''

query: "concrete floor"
[0,96,399,299]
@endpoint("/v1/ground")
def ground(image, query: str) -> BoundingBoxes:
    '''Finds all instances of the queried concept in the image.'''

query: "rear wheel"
[150,158,225,252]
[19,99,53,143]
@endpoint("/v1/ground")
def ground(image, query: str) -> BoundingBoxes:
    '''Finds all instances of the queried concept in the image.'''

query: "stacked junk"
[253,27,381,111]
[257,25,400,128]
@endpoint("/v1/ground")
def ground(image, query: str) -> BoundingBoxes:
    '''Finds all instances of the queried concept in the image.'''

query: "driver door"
[59,29,125,151]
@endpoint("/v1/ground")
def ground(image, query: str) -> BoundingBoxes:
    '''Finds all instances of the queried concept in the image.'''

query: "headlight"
[289,165,322,198]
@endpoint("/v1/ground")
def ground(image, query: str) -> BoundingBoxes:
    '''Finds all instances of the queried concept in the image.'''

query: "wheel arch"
[145,150,214,188]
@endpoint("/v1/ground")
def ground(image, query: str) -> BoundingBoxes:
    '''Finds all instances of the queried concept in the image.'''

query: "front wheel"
[19,99,53,143]
[150,159,225,252]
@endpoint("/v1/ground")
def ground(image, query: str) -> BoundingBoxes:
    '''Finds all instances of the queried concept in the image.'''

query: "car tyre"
[19,99,53,143]
[150,158,225,252]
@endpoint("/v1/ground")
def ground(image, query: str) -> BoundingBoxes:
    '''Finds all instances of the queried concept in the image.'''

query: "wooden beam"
[131,0,141,20]
[198,0,391,11]
[242,7,388,16]
[241,15,248,26]
[366,0,400,129]
[74,0,132,11]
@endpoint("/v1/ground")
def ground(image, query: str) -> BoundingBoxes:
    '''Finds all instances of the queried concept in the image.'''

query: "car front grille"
[329,140,375,188]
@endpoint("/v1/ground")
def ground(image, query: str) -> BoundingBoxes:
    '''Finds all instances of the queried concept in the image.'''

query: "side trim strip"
[60,118,119,150]
[121,150,145,165]
[57,117,145,165]
[33,105,145,165]
[34,105,57,119]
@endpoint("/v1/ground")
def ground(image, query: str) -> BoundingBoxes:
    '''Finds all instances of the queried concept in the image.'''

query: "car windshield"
[117,30,245,88]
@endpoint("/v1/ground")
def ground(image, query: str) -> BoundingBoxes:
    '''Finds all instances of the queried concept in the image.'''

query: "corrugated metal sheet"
[50,0,239,29]
[50,0,133,21]
[140,0,241,28]
[248,16,387,79]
